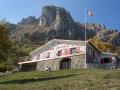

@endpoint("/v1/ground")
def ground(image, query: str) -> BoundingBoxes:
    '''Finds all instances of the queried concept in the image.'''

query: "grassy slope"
[0,69,120,90]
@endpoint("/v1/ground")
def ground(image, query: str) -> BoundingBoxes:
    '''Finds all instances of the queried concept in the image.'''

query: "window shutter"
[100,58,104,64]
[109,56,112,63]
[65,48,71,55]
[76,46,80,53]
[61,49,66,56]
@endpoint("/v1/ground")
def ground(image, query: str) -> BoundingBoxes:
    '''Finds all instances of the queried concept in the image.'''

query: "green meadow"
[0,69,120,90]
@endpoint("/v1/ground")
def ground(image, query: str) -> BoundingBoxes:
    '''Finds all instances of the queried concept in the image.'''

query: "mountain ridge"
[8,5,120,47]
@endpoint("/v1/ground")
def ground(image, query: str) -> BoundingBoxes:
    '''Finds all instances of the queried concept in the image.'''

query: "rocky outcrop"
[39,5,74,29]
[18,16,39,25]
[109,32,120,46]
[39,5,85,40]
[9,5,120,46]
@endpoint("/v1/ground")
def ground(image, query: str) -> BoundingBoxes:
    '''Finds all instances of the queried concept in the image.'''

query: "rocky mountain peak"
[10,5,120,46]
[18,16,39,25]
[81,23,106,31]
[39,5,74,30]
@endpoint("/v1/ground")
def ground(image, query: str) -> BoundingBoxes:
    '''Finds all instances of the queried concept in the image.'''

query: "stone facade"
[36,54,85,71]
[18,39,86,71]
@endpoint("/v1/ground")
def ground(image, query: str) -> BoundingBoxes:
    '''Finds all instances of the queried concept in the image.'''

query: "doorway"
[20,62,37,71]
[59,57,71,70]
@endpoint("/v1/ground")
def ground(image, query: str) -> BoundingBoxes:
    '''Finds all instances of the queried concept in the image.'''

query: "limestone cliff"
[10,5,120,46]
[39,5,74,29]
[39,5,84,40]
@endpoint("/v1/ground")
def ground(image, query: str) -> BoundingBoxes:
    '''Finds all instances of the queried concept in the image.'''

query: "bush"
[0,62,14,72]
[0,63,7,72]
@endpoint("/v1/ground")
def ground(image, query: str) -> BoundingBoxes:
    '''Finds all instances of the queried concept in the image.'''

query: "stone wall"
[70,54,86,69]
[36,58,60,71]
[36,54,85,71]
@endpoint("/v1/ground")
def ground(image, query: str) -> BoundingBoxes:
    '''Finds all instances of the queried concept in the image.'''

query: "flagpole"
[85,8,87,68]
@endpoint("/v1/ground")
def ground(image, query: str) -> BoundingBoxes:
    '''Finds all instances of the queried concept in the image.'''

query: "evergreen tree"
[0,22,13,71]
[0,22,11,63]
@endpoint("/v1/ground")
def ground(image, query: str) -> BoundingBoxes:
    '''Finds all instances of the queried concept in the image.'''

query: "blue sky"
[0,0,120,30]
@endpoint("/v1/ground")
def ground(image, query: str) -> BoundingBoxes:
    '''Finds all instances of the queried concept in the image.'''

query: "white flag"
[87,10,93,16]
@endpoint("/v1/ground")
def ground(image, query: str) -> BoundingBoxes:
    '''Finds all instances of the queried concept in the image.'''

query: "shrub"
[0,63,7,72]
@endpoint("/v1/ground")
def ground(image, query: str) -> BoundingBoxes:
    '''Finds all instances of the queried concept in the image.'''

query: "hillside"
[0,69,120,90]
[9,5,120,47]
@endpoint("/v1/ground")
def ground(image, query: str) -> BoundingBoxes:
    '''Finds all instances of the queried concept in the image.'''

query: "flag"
[87,9,93,16]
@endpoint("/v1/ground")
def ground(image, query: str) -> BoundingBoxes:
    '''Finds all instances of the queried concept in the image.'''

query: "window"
[37,54,40,60]
[71,48,76,54]
[58,49,66,56]
[100,57,112,64]
[58,50,62,56]
[104,58,109,63]
[46,52,50,58]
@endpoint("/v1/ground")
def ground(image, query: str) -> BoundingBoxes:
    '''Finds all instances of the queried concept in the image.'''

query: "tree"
[0,22,12,72]
[0,21,30,72]
[0,23,11,63]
